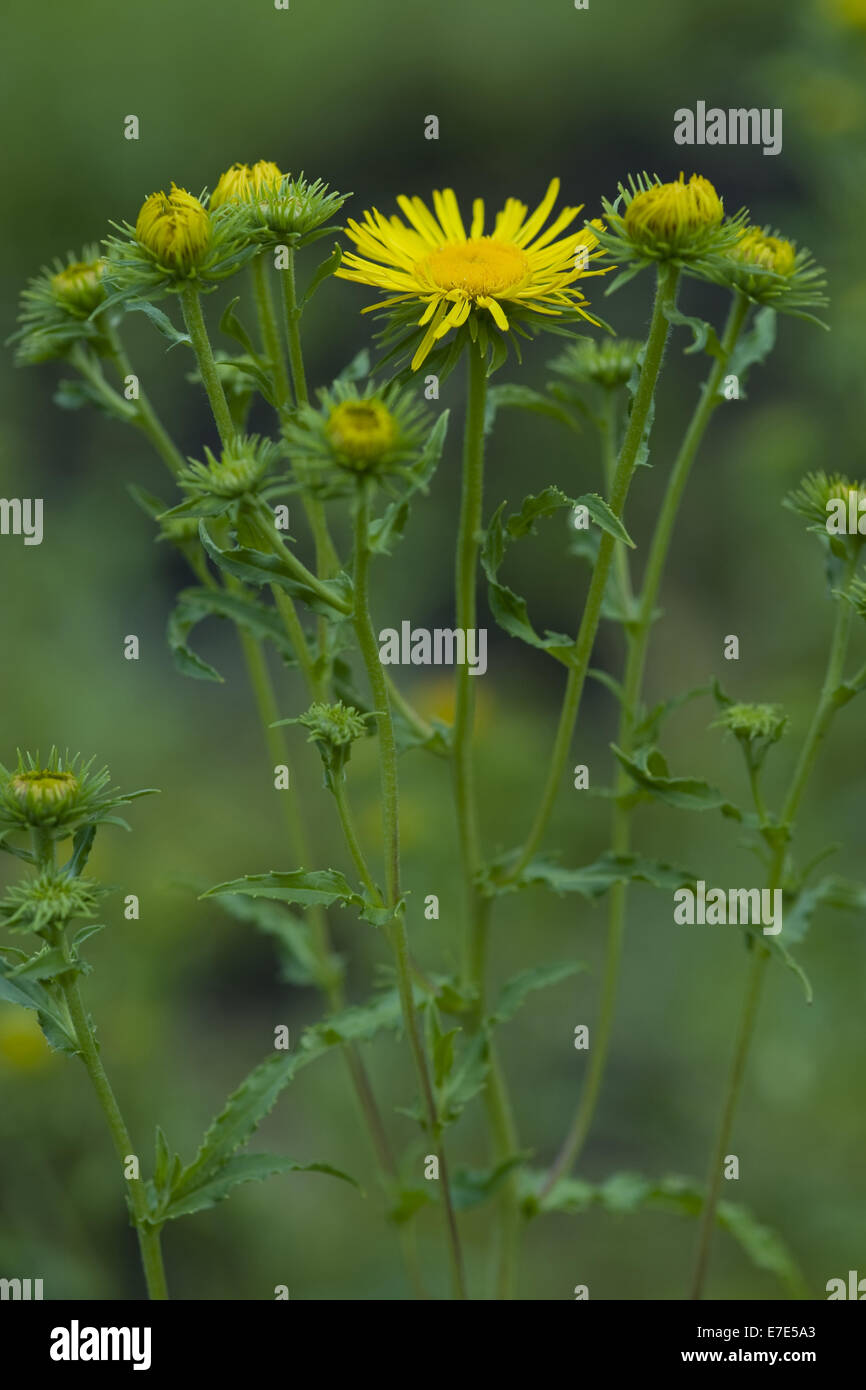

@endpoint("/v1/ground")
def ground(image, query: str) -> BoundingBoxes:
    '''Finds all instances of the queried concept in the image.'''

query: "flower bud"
[50,258,107,315]
[729,228,796,276]
[135,185,210,273]
[8,769,80,824]
[210,160,283,210]
[325,399,397,469]
[624,173,724,252]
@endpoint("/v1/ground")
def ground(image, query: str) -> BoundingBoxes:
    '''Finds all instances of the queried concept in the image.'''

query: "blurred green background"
[1,0,864,1300]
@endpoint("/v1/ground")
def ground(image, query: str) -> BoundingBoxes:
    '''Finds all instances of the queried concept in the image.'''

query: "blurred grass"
[1,0,865,1299]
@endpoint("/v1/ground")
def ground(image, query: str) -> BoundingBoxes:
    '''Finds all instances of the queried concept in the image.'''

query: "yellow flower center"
[135,185,211,273]
[326,400,397,465]
[624,174,723,248]
[211,160,283,209]
[10,770,79,809]
[731,229,796,276]
[51,260,106,313]
[425,238,529,297]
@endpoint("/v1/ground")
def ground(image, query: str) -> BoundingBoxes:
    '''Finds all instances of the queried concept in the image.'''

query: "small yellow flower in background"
[0,1009,52,1072]
[50,258,106,315]
[135,185,211,273]
[338,178,607,369]
[326,399,397,466]
[624,173,723,251]
[730,228,796,276]
[210,160,284,210]
[824,0,866,30]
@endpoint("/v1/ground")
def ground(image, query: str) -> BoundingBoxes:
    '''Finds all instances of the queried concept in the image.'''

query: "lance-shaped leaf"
[490,961,585,1024]
[199,521,353,618]
[160,1153,358,1221]
[521,1170,806,1297]
[0,961,78,1055]
[780,875,866,949]
[484,383,581,437]
[300,988,406,1051]
[167,586,299,683]
[726,306,776,399]
[485,849,696,899]
[202,868,400,927]
[613,744,742,817]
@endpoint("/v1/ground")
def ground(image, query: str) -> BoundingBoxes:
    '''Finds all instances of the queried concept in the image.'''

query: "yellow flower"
[730,228,797,276]
[624,173,723,250]
[325,399,397,466]
[210,160,284,209]
[51,258,106,314]
[338,179,606,369]
[135,185,211,273]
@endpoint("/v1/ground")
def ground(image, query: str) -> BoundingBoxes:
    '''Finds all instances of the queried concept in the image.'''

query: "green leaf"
[484,383,580,437]
[162,1153,358,1221]
[7,945,84,984]
[301,243,343,306]
[781,875,866,949]
[126,299,191,351]
[167,586,298,683]
[368,413,449,556]
[612,744,741,816]
[0,830,36,864]
[61,823,97,879]
[451,1154,529,1211]
[203,869,400,928]
[490,961,584,1024]
[199,522,353,619]
[438,1030,490,1127]
[522,1169,805,1296]
[301,988,405,1051]
[0,963,78,1055]
[574,492,635,548]
[488,850,695,899]
[726,307,776,399]
[633,682,713,744]
[218,296,258,358]
[172,1051,308,1196]
[663,304,723,358]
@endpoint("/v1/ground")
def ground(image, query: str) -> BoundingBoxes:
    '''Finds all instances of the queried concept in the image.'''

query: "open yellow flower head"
[50,258,106,314]
[210,160,283,209]
[624,173,723,251]
[135,185,210,273]
[729,228,797,276]
[338,178,608,370]
[325,399,398,467]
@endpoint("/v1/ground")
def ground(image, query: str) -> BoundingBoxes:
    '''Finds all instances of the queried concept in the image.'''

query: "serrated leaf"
[522,1169,805,1296]
[574,493,635,548]
[613,744,741,816]
[301,989,404,1050]
[438,1030,490,1127]
[61,823,97,879]
[203,869,400,928]
[199,522,353,618]
[488,850,695,899]
[0,963,78,1054]
[7,945,83,983]
[162,1153,358,1221]
[633,682,713,744]
[491,962,584,1025]
[781,875,866,949]
[172,1051,307,1197]
[451,1154,529,1211]
[167,586,298,683]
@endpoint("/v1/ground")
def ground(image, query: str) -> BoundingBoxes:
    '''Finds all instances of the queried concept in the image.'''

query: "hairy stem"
[251,252,293,416]
[690,550,859,1298]
[506,261,681,883]
[353,481,467,1299]
[540,290,748,1196]
[181,285,236,449]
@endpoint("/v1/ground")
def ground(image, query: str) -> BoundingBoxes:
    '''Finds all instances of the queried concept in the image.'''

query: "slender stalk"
[104,325,187,476]
[352,481,467,1299]
[251,252,293,415]
[690,551,859,1298]
[505,262,681,883]
[181,285,236,449]
[540,291,749,1195]
[451,345,522,1298]
[280,249,309,406]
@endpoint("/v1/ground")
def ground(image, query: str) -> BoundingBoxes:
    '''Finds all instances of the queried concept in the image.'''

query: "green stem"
[181,285,236,449]
[331,774,380,900]
[105,325,187,476]
[57,933,168,1300]
[506,262,681,884]
[539,290,748,1195]
[280,249,309,406]
[353,482,467,1300]
[689,550,859,1299]
[251,253,293,415]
